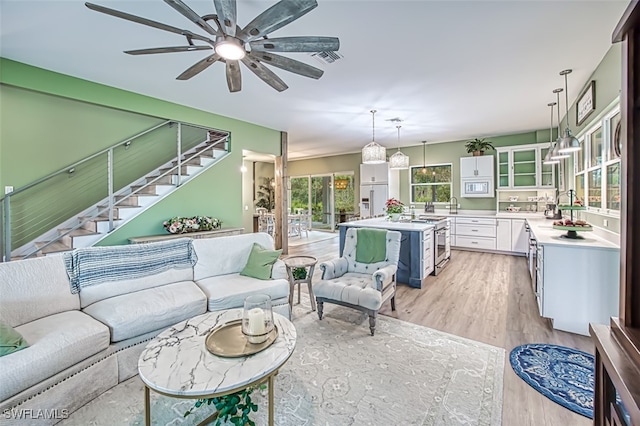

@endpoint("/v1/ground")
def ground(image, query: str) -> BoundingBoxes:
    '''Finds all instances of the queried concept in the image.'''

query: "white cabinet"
[460,156,494,178]
[421,229,434,277]
[496,219,512,251]
[496,143,555,189]
[360,163,389,184]
[511,219,528,253]
[454,217,497,250]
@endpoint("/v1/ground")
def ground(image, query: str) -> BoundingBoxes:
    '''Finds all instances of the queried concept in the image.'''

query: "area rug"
[509,343,594,419]
[61,299,505,425]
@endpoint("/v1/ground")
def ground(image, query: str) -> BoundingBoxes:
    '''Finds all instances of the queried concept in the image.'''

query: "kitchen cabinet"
[496,219,512,251]
[421,229,434,277]
[360,163,389,184]
[453,217,497,250]
[460,155,494,178]
[511,219,528,253]
[496,143,555,189]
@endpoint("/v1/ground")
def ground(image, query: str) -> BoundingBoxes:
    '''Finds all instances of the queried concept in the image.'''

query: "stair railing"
[1,121,230,261]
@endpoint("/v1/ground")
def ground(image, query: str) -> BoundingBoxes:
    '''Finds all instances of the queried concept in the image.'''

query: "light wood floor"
[287,234,593,426]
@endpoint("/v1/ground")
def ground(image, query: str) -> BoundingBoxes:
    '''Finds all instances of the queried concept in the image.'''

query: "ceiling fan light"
[215,37,246,60]
[362,142,386,164]
[558,128,581,153]
[389,150,409,169]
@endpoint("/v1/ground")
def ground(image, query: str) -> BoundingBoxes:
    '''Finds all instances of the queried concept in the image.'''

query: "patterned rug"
[62,299,505,425]
[509,344,594,418]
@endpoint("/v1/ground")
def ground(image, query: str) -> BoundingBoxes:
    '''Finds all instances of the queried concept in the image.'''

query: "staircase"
[2,123,230,261]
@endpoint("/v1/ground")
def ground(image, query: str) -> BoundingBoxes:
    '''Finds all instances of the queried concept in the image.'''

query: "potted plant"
[465,138,495,156]
[384,198,404,222]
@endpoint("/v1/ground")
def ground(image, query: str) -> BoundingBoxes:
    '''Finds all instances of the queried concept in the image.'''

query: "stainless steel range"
[411,215,451,275]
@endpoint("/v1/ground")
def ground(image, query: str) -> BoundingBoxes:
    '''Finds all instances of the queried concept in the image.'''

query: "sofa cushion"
[79,267,195,309]
[196,274,289,312]
[82,281,207,342]
[0,310,110,401]
[240,243,282,280]
[193,233,277,280]
[0,322,28,357]
[0,254,80,327]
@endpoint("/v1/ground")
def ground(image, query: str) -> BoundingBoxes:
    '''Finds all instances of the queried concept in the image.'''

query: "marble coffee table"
[138,309,296,426]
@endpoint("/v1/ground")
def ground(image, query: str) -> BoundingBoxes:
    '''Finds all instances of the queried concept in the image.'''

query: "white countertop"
[526,218,619,250]
[339,217,435,232]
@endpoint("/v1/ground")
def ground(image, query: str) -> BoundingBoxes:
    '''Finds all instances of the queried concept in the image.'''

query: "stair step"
[159,165,191,175]
[115,194,140,206]
[60,228,101,237]
[130,185,158,195]
[34,240,73,254]
[147,175,174,185]
[173,157,202,166]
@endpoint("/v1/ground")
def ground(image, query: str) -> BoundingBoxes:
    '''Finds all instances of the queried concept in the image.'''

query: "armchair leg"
[369,312,376,336]
[317,300,324,320]
[391,295,396,311]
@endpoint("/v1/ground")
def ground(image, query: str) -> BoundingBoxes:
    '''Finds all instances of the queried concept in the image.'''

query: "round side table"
[283,255,318,311]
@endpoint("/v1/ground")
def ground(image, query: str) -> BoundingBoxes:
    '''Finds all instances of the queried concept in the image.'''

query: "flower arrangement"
[163,216,222,234]
[385,198,405,214]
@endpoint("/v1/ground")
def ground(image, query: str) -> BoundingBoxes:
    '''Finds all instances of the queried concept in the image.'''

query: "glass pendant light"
[543,101,560,164]
[557,69,581,153]
[362,110,386,164]
[389,125,409,169]
[551,88,570,160]
[420,140,428,174]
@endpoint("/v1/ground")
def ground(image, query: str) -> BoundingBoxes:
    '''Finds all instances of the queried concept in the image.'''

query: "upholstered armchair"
[314,227,401,335]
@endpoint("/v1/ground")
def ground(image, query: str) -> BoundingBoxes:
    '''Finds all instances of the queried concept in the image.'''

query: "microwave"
[461,178,494,198]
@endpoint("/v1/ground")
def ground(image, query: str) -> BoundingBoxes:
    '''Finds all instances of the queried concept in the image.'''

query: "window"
[410,164,452,204]
[574,104,621,214]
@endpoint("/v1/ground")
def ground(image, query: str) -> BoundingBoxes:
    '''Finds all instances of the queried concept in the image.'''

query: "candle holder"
[242,294,274,344]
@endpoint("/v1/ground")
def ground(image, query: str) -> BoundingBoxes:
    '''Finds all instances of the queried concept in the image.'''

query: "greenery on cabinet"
[255,177,275,211]
[465,138,495,156]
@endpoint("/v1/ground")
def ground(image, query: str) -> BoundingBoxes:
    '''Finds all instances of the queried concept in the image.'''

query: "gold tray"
[205,319,278,358]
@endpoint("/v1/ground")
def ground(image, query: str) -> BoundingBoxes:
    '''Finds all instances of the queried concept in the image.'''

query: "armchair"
[314,227,401,335]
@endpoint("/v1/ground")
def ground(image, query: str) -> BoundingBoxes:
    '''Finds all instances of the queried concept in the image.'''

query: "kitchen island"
[337,218,435,288]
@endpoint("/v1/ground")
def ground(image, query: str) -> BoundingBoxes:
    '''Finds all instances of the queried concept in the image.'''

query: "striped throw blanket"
[64,238,198,294]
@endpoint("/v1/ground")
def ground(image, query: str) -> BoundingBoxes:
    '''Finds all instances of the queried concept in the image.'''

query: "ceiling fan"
[85,0,340,92]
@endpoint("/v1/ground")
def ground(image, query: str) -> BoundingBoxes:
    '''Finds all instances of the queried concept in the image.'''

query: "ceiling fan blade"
[237,0,317,42]
[226,60,242,92]
[125,45,212,55]
[214,0,237,37]
[249,51,323,79]
[164,0,219,36]
[241,57,288,92]
[85,2,214,44]
[176,53,221,80]
[250,36,339,53]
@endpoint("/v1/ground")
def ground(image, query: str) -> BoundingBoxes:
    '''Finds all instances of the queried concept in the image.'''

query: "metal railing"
[1,121,230,261]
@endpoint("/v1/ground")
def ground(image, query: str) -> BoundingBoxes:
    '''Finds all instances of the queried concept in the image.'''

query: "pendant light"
[420,140,428,174]
[551,88,570,160]
[389,125,410,169]
[557,69,581,153]
[362,110,386,164]
[543,101,560,164]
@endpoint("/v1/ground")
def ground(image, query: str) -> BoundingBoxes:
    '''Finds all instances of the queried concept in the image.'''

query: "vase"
[389,213,401,222]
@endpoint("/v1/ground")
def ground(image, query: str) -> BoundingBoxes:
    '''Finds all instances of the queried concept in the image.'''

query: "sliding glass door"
[289,172,354,231]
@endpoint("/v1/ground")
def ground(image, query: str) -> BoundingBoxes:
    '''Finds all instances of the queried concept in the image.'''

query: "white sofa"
[0,232,289,425]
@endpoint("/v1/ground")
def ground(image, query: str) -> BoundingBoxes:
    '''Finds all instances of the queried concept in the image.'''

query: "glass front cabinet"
[496,143,555,189]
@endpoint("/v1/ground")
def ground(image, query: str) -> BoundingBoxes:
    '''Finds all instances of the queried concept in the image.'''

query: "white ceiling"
[0,0,630,160]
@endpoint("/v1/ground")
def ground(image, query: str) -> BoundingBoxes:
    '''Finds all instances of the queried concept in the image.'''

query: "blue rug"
[509,343,594,418]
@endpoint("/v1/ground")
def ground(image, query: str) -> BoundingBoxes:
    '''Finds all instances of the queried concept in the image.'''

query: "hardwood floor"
[287,234,593,426]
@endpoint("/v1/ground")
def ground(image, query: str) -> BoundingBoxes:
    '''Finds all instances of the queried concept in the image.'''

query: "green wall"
[0,58,282,246]
[288,132,546,212]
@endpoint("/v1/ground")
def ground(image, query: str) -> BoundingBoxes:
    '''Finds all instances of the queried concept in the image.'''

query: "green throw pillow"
[0,322,29,357]
[240,243,282,280]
